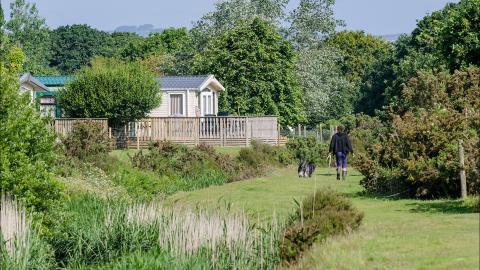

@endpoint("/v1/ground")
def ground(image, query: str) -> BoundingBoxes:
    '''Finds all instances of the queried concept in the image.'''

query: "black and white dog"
[298,160,316,178]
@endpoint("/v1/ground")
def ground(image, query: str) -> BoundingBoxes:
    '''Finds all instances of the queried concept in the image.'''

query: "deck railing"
[53,116,286,148]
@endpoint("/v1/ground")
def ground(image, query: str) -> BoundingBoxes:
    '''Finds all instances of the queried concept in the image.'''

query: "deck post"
[459,139,467,198]
[245,117,250,146]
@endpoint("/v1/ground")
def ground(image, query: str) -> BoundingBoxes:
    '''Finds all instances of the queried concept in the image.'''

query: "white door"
[201,92,213,116]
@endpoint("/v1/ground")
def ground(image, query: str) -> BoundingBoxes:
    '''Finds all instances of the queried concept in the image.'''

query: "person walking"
[329,125,353,180]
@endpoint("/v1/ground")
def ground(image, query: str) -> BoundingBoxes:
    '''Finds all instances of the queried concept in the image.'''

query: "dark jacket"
[329,132,353,155]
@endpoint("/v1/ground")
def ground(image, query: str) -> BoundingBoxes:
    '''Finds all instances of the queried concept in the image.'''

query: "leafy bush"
[0,46,62,213]
[356,68,480,198]
[235,140,293,180]
[286,137,329,166]
[58,57,161,125]
[280,190,363,264]
[62,121,110,160]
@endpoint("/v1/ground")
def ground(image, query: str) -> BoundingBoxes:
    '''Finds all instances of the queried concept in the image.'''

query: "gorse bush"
[286,137,329,166]
[356,67,480,198]
[280,190,363,264]
[62,121,110,160]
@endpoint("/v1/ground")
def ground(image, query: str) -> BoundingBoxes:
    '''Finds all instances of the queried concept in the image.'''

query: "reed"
[0,193,54,269]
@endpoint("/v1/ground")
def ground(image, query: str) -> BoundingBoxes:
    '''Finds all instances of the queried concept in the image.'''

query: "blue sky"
[1,0,459,35]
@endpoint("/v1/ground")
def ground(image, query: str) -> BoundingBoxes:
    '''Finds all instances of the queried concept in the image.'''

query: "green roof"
[36,76,75,87]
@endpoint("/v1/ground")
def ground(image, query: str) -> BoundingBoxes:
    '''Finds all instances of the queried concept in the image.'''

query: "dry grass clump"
[121,202,280,268]
[0,193,54,269]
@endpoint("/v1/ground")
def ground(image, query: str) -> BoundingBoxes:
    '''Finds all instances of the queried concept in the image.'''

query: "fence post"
[136,124,140,150]
[297,124,301,137]
[245,117,250,146]
[319,124,323,143]
[459,139,467,199]
[303,125,307,137]
[277,124,281,146]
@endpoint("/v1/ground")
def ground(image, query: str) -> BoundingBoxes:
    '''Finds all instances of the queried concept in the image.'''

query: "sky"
[1,0,459,36]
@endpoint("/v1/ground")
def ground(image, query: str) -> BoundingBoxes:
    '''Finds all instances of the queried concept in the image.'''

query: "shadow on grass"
[407,200,479,214]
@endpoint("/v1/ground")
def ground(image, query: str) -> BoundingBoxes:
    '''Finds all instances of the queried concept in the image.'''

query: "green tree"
[0,44,61,212]
[50,24,113,73]
[5,0,54,74]
[296,47,353,124]
[195,18,304,125]
[325,31,393,113]
[121,28,195,75]
[381,0,480,109]
[58,57,161,125]
[287,0,342,49]
[191,0,289,50]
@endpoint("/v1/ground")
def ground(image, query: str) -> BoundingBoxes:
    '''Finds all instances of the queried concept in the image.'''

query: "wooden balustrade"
[52,116,286,149]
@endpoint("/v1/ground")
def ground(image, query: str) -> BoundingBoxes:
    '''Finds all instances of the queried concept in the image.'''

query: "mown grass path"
[168,167,479,270]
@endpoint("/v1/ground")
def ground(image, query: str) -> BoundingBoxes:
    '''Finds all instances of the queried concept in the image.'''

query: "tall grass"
[51,196,281,269]
[0,193,54,269]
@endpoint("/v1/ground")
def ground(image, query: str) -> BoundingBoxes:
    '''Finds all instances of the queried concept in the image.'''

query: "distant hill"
[380,34,402,42]
[114,24,164,37]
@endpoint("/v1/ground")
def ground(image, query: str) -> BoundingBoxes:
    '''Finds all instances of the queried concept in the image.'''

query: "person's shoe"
[336,172,341,180]
[342,171,347,181]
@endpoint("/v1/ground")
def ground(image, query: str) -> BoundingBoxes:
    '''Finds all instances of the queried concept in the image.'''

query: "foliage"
[286,0,342,49]
[50,24,114,73]
[286,137,329,166]
[121,28,195,75]
[0,45,62,212]
[325,31,393,113]
[356,68,480,198]
[5,0,54,75]
[191,0,289,50]
[58,57,161,125]
[296,47,354,124]
[196,18,305,125]
[236,140,293,179]
[280,189,363,264]
[379,0,480,108]
[62,121,110,160]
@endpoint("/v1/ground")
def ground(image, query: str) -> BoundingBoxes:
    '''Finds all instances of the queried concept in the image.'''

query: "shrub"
[0,46,62,213]
[235,140,292,180]
[280,190,363,263]
[356,109,479,198]
[62,121,110,160]
[286,137,329,166]
[58,57,161,126]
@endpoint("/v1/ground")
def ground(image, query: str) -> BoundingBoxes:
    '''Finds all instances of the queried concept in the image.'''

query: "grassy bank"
[168,167,480,270]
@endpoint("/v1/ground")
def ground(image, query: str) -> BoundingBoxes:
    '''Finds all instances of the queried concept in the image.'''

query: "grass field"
[168,167,480,270]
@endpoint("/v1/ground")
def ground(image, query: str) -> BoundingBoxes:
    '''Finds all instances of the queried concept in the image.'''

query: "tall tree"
[325,31,393,113]
[191,0,289,51]
[296,47,353,124]
[50,24,112,73]
[5,0,53,74]
[195,18,304,125]
[287,0,342,49]
[121,28,195,75]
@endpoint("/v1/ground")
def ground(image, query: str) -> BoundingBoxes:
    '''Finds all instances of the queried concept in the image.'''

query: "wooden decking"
[53,117,287,149]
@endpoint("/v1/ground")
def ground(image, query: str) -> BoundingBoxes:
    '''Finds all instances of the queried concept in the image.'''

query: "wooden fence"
[53,117,287,149]
[53,118,109,137]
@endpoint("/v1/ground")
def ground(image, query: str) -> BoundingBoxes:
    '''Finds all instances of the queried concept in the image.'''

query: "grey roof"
[19,73,50,91]
[157,75,211,89]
